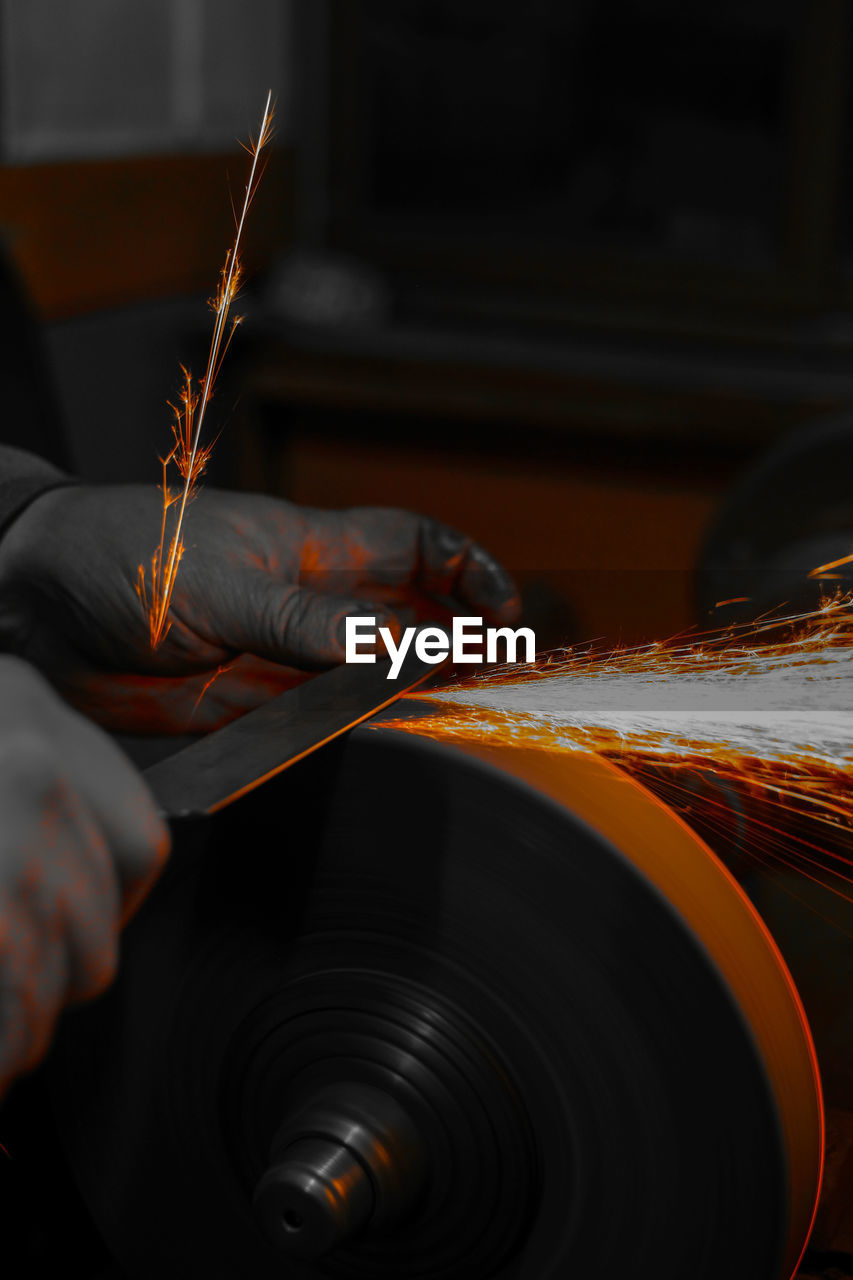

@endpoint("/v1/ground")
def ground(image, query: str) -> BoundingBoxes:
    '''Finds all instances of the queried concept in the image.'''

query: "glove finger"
[415,516,520,621]
[301,508,520,622]
[46,700,170,923]
[242,579,401,667]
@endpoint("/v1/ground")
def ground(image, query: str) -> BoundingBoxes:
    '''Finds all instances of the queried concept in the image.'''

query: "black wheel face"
[51,730,787,1280]
[696,413,853,624]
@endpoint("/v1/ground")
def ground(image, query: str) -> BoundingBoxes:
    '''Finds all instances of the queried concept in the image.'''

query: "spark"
[385,595,853,900]
[137,91,274,648]
[809,551,853,579]
[190,660,236,719]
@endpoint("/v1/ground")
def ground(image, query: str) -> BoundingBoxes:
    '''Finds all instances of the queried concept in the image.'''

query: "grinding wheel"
[49,720,822,1279]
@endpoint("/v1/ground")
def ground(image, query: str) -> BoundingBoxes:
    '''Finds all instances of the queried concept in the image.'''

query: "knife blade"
[144,647,444,817]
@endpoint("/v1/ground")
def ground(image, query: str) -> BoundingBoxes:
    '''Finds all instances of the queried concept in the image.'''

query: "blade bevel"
[144,649,445,816]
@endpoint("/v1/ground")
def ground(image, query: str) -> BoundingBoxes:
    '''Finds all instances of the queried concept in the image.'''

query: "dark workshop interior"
[2,2,853,1278]
[6,0,853,649]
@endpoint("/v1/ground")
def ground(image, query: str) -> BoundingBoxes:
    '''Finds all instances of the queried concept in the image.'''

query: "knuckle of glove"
[264,586,337,665]
[0,728,63,814]
[0,896,65,1086]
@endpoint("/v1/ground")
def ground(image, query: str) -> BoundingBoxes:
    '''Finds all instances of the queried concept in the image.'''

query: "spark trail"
[386,597,853,899]
[137,91,274,648]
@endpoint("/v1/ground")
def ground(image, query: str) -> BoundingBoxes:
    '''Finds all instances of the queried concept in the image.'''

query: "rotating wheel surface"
[50,723,822,1279]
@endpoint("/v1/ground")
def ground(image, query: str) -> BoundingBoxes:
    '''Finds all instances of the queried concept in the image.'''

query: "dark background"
[4,0,853,650]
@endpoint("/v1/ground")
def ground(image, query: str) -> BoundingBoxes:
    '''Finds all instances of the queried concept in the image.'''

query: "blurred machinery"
[697,414,853,625]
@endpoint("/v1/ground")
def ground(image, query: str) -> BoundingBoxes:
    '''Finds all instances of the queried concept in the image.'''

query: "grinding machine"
[40,414,853,1278]
[45,649,823,1280]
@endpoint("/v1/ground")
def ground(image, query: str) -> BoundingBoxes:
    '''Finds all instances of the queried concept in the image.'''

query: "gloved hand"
[0,656,168,1094]
[0,485,519,730]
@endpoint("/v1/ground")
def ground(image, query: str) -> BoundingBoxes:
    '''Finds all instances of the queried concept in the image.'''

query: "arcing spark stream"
[385,595,853,899]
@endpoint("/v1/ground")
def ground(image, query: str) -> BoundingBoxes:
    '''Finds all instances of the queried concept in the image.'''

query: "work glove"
[0,656,168,1093]
[0,485,518,730]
